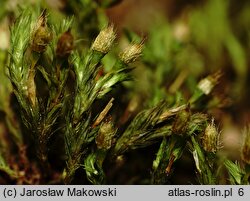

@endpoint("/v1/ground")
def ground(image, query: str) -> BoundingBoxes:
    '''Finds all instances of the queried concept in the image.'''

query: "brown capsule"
[119,42,143,64]
[172,107,190,135]
[202,119,220,153]
[56,29,74,58]
[31,9,52,53]
[95,118,116,150]
[91,25,116,54]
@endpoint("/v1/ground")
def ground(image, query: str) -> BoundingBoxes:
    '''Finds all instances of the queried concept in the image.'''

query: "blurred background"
[0,0,250,184]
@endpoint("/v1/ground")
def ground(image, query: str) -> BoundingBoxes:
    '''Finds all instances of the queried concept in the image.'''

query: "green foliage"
[224,160,245,185]
[0,152,17,179]
[0,0,249,185]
